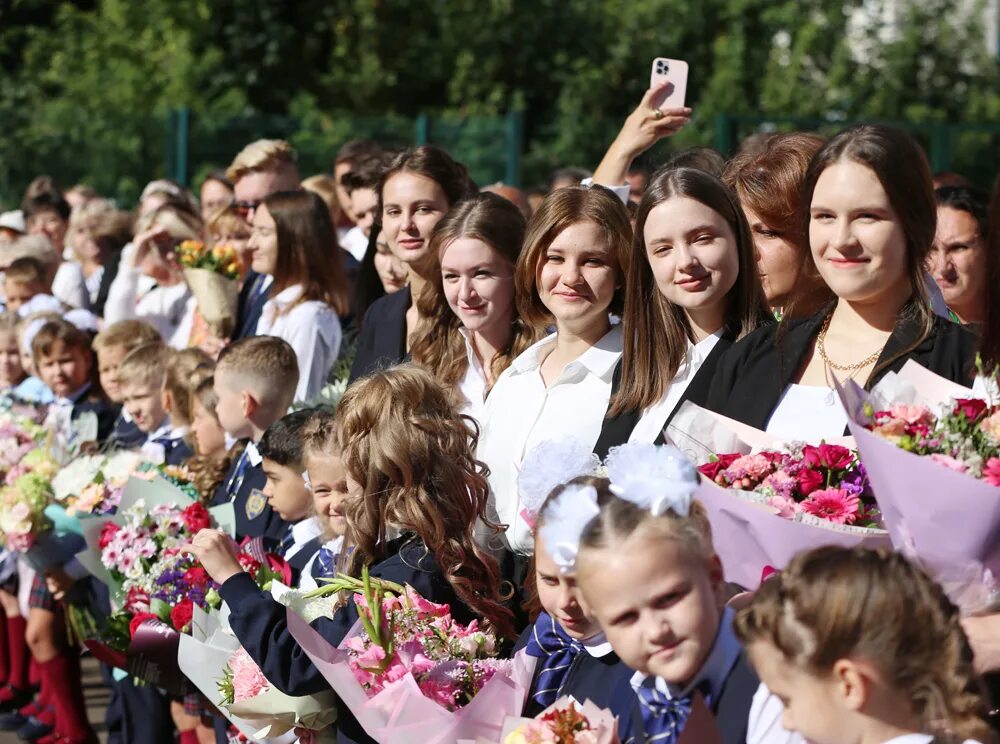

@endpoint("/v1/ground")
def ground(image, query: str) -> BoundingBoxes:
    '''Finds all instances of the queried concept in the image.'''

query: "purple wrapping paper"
[694,480,891,590]
[127,619,189,696]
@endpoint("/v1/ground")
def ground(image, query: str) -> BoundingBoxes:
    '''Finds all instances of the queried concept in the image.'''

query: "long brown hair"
[264,190,351,316]
[794,125,937,377]
[410,193,543,396]
[735,546,996,744]
[334,365,515,639]
[610,167,771,416]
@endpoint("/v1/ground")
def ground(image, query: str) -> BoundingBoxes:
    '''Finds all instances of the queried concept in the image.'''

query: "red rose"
[802,444,853,471]
[184,566,210,587]
[182,503,212,534]
[170,599,194,633]
[698,453,741,482]
[98,522,120,550]
[128,612,159,639]
[797,468,824,496]
[955,398,988,422]
[265,554,293,586]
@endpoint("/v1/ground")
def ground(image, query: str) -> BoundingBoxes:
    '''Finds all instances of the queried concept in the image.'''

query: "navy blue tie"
[524,611,583,707]
[311,546,337,579]
[227,450,251,500]
[634,684,704,744]
[278,525,295,558]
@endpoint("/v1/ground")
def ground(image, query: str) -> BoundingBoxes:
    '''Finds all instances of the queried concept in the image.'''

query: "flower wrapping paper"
[287,608,536,744]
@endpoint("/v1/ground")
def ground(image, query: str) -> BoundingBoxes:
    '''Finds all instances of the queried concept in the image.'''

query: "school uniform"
[348,285,410,382]
[232,271,272,341]
[298,536,345,591]
[515,612,628,717]
[611,609,795,744]
[46,382,117,446]
[218,534,475,744]
[594,329,734,458]
[706,310,977,434]
[110,408,146,450]
[141,422,194,466]
[277,517,324,586]
[211,441,288,546]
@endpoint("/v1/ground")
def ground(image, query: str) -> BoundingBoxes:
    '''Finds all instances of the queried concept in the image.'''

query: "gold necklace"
[816,313,885,373]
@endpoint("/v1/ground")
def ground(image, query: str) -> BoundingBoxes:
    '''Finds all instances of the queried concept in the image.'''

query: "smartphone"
[650,57,689,110]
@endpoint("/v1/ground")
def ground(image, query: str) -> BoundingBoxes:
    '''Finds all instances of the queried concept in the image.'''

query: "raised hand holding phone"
[650,57,689,110]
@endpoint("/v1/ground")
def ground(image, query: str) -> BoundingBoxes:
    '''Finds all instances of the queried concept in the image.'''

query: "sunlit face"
[748,641,854,744]
[744,208,802,307]
[644,196,739,329]
[262,457,312,521]
[212,368,251,440]
[381,173,450,269]
[534,533,602,641]
[190,396,226,456]
[809,161,909,305]
[247,204,279,276]
[121,380,167,433]
[350,188,378,238]
[0,331,25,388]
[305,451,350,537]
[3,279,45,314]
[374,238,407,293]
[576,534,723,682]
[537,221,619,335]
[929,206,986,321]
[96,344,129,403]
[27,209,68,251]
[36,342,92,399]
[233,168,298,224]
[200,179,234,223]
[440,238,515,335]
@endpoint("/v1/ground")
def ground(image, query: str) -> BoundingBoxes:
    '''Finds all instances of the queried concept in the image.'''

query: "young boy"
[2,257,48,314]
[212,336,299,545]
[117,343,192,466]
[92,319,163,449]
[257,409,324,581]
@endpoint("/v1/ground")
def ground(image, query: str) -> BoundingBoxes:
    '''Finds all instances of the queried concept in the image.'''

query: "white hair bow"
[517,438,601,530]
[605,443,698,517]
[537,484,600,574]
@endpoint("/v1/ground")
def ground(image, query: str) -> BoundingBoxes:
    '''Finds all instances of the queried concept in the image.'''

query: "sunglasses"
[233,200,261,221]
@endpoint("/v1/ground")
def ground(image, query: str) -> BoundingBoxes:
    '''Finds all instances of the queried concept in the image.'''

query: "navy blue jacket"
[162,437,193,467]
[74,395,117,445]
[211,456,288,545]
[232,271,270,341]
[286,536,322,587]
[348,286,410,382]
[110,410,146,450]
[218,536,474,744]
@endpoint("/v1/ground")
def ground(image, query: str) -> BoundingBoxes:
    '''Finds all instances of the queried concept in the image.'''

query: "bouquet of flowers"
[497,698,619,744]
[0,414,47,480]
[51,450,148,517]
[669,402,889,590]
[178,239,240,336]
[287,568,535,744]
[838,361,1000,610]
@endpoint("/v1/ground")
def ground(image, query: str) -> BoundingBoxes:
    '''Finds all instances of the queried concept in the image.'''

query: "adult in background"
[199,171,234,224]
[21,188,89,309]
[68,203,132,317]
[929,185,990,325]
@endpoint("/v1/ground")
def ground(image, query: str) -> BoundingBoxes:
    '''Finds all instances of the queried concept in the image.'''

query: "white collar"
[291,516,324,545]
[322,535,345,554]
[509,324,623,380]
[881,737,934,744]
[56,382,91,408]
[265,283,304,308]
[581,631,615,658]
[630,607,741,702]
[145,419,173,443]
[245,441,263,467]
[458,327,487,375]
[675,330,724,380]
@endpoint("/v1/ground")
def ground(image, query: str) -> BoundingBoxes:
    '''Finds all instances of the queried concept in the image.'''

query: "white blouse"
[477,325,623,553]
[52,261,89,310]
[457,328,488,426]
[629,331,722,444]
[103,256,191,346]
[765,383,849,441]
[256,284,343,403]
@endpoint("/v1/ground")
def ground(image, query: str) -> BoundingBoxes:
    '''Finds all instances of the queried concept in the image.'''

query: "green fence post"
[415,114,430,145]
[176,107,190,186]
[929,123,952,173]
[165,109,177,181]
[505,111,523,187]
[714,113,736,156]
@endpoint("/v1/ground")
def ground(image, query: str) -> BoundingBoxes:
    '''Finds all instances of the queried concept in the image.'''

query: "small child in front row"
[2,257,48,314]
[92,319,163,449]
[210,335,299,545]
[571,445,793,744]
[0,313,27,391]
[735,546,997,744]
[188,365,515,744]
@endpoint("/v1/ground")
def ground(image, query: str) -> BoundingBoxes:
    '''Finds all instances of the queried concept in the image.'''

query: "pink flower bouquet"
[288,568,535,744]
[490,697,619,744]
[837,363,1000,610]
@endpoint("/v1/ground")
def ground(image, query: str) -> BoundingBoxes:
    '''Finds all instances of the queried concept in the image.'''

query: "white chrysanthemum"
[51,455,105,502]
[605,443,699,517]
[517,438,601,515]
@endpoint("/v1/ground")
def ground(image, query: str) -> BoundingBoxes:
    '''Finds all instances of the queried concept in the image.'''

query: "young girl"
[571,444,788,744]
[596,167,771,455]
[708,125,977,440]
[186,373,245,503]
[187,364,515,743]
[248,190,351,401]
[735,546,997,744]
[410,192,542,422]
[477,185,631,555]
[0,313,27,390]
[349,145,477,380]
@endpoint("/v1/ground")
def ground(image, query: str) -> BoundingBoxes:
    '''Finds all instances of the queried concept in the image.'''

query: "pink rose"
[802,443,854,471]
[888,404,934,426]
[983,458,1000,487]
[766,494,800,519]
[929,454,969,474]
[955,398,988,422]
[796,468,824,496]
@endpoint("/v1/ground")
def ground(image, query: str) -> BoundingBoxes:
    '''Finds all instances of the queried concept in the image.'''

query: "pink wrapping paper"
[694,480,890,590]
[287,609,536,744]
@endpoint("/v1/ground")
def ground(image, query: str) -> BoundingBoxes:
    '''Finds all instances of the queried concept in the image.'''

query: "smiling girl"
[477,185,631,556]
[707,125,977,440]
[410,192,542,421]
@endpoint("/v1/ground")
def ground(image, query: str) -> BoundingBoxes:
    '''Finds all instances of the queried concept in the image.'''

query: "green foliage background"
[1,0,999,206]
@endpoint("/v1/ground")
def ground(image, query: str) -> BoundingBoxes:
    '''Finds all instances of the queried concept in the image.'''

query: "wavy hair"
[334,365,515,638]
[410,193,543,397]
[734,546,996,744]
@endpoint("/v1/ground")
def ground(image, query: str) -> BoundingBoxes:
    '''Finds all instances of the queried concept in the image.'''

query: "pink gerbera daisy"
[983,458,1000,488]
[801,488,860,525]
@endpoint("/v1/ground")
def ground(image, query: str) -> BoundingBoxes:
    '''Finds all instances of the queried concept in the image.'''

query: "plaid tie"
[524,611,583,707]
[311,546,337,579]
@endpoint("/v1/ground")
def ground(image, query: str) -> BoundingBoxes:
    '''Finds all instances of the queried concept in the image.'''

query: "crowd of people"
[0,80,998,744]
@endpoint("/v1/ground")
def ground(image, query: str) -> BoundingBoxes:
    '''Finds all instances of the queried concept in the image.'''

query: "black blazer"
[348,285,410,382]
[232,271,270,341]
[706,311,977,430]
[91,249,122,318]
[594,330,737,459]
